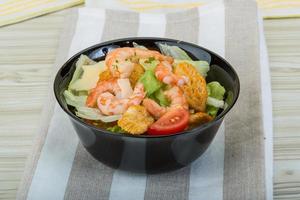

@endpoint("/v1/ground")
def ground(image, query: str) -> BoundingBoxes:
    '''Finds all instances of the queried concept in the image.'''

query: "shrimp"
[97,92,128,115]
[142,98,166,119]
[86,79,121,107]
[97,82,145,115]
[127,83,145,106]
[105,47,173,78]
[143,86,188,119]
[155,61,188,86]
[165,86,189,109]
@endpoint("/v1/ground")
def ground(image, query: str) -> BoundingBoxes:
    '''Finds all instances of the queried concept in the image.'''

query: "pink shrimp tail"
[142,98,167,119]
[155,61,188,86]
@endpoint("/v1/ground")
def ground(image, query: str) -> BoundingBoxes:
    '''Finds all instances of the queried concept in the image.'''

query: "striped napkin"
[17,0,273,199]
[0,0,83,27]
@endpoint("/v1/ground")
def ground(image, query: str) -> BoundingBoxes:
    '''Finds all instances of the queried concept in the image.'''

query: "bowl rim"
[54,37,240,139]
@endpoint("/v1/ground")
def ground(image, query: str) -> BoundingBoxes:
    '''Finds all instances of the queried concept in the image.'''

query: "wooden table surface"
[0,9,299,200]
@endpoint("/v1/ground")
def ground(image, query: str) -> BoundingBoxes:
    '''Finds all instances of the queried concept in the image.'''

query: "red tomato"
[148,107,189,136]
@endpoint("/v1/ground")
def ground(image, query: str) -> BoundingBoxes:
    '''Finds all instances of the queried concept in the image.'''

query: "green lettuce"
[63,90,87,107]
[107,125,126,133]
[207,81,226,100]
[75,107,121,122]
[69,55,96,87]
[206,81,226,117]
[154,89,170,107]
[139,57,160,71]
[132,42,148,50]
[157,43,192,60]
[139,70,162,96]
[148,89,170,107]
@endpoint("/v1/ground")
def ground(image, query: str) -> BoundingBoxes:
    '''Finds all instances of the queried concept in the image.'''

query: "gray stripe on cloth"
[224,0,266,199]
[144,8,199,200]
[64,144,115,200]
[165,8,199,43]
[145,167,191,200]
[101,9,139,41]
[64,9,140,200]
[16,9,78,200]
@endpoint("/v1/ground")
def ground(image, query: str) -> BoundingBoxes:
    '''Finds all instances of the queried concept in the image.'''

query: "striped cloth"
[0,0,83,27]
[17,0,273,199]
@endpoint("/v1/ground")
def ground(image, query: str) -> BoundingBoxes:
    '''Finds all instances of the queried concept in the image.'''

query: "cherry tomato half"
[147,107,189,136]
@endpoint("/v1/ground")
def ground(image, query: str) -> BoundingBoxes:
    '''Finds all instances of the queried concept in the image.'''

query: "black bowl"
[54,37,239,173]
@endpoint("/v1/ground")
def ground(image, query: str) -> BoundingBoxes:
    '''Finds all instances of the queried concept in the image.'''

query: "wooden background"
[0,10,299,200]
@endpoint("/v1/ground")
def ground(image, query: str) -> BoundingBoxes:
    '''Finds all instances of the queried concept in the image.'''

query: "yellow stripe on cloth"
[257,0,300,9]
[131,2,204,12]
[119,0,204,12]
[118,0,300,18]
[0,0,83,27]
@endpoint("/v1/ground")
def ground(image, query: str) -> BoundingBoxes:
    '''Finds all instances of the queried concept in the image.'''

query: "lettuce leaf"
[157,43,192,60]
[206,81,226,117]
[63,90,87,107]
[206,97,224,108]
[133,42,148,50]
[139,70,162,96]
[206,105,219,117]
[154,89,170,107]
[139,57,160,71]
[149,89,170,107]
[207,81,226,100]
[107,125,126,133]
[64,85,120,123]
[75,107,121,122]
[69,55,96,87]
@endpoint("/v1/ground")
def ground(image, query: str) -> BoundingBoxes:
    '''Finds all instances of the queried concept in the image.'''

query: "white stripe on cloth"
[26,9,106,200]
[108,14,166,200]
[108,139,147,200]
[189,123,225,200]
[258,11,274,200]
[188,4,225,200]
[138,13,166,37]
[27,106,79,200]
[197,4,225,57]
[68,8,106,56]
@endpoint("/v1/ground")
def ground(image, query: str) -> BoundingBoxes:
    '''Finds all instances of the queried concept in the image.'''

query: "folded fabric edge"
[16,8,78,200]
[263,14,300,19]
[0,0,83,28]
[258,10,274,200]
[262,7,300,19]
